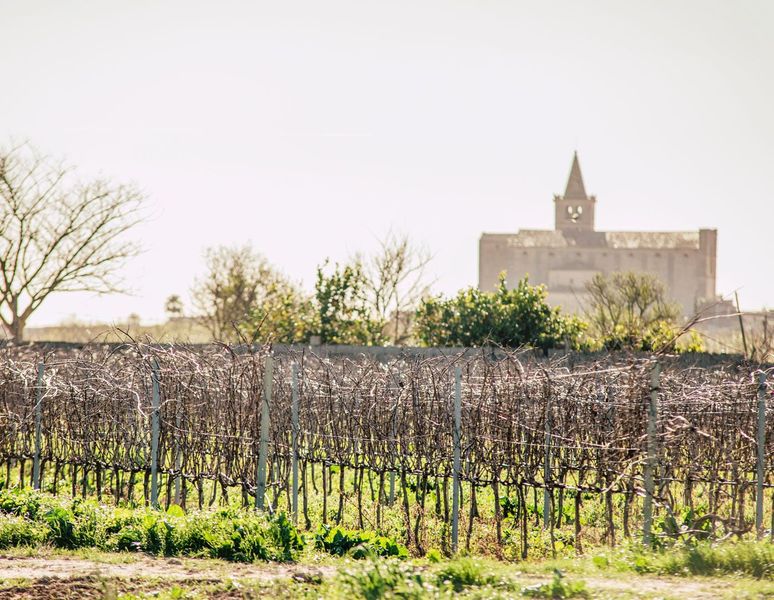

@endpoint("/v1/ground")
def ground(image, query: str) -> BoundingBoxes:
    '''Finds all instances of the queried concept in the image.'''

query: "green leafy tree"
[311,260,386,345]
[414,274,585,350]
[584,271,703,352]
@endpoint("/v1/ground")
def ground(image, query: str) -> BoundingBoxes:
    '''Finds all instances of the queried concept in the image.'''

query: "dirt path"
[0,554,767,599]
[0,554,326,581]
[0,554,332,598]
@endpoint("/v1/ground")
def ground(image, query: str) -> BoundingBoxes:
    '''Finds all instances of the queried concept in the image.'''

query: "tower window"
[566,205,583,222]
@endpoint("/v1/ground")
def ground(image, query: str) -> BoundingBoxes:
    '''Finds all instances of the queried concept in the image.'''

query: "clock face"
[566,205,583,222]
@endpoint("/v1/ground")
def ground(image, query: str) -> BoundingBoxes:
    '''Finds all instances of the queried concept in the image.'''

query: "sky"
[1,0,773,326]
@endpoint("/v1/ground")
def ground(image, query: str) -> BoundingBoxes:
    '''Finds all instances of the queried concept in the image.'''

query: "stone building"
[478,153,718,317]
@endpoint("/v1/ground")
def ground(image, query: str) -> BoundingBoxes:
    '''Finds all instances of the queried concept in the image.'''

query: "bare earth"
[0,553,768,599]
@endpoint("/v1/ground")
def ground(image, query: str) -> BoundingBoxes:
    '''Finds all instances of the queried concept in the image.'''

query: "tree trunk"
[8,297,26,343]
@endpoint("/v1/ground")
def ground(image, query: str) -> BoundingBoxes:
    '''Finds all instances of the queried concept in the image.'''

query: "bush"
[414,274,586,350]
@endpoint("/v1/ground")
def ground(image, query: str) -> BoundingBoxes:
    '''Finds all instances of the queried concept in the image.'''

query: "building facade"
[478,153,717,317]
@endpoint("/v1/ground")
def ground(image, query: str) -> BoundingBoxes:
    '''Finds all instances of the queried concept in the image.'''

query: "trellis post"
[543,392,552,528]
[174,408,182,504]
[756,371,767,538]
[643,362,660,546]
[388,404,397,505]
[452,366,462,553]
[32,362,44,490]
[150,359,161,509]
[291,363,300,525]
[255,354,273,510]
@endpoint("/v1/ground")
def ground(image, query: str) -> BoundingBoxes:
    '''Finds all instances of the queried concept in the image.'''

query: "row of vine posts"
[2,343,772,554]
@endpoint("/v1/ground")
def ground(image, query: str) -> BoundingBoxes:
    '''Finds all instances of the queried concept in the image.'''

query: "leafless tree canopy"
[360,231,433,345]
[0,143,144,342]
[190,244,298,342]
[585,271,681,335]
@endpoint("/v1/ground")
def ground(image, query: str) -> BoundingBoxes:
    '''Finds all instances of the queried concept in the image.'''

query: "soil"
[0,553,766,599]
[0,554,330,598]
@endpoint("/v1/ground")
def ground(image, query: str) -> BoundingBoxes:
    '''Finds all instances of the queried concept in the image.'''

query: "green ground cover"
[0,490,772,598]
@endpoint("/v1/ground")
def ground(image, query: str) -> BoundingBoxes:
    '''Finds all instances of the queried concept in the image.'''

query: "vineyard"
[0,343,772,558]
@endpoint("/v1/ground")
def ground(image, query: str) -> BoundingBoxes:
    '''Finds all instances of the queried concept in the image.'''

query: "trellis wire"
[0,342,772,551]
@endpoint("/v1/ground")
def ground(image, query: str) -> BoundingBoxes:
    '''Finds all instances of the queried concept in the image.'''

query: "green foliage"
[657,542,774,579]
[314,524,408,559]
[0,489,303,563]
[651,506,712,546]
[499,495,521,519]
[192,244,310,343]
[594,541,774,579]
[43,506,77,548]
[240,281,315,344]
[522,569,589,598]
[434,557,497,592]
[311,260,386,345]
[337,558,430,600]
[426,548,443,563]
[415,274,586,350]
[0,487,42,519]
[0,514,48,548]
[335,556,522,599]
[584,271,704,353]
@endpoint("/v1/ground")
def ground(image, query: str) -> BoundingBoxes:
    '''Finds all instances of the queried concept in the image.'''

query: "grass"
[592,540,774,579]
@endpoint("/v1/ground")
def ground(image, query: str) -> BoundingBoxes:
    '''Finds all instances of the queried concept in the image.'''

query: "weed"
[434,557,497,592]
[522,569,589,598]
[337,558,431,600]
[314,524,408,559]
[0,489,304,563]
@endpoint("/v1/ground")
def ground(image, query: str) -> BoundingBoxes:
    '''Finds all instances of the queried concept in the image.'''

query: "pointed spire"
[563,151,587,200]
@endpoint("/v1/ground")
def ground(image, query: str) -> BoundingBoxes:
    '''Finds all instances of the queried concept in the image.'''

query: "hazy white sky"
[2,0,772,326]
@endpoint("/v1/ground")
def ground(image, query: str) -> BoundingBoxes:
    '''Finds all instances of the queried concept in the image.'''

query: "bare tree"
[359,231,433,345]
[191,244,300,342]
[584,271,681,349]
[0,143,144,342]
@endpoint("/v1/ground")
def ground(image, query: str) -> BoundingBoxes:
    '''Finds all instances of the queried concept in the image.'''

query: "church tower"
[554,152,596,232]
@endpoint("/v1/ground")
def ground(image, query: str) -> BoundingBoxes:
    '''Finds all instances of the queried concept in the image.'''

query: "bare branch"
[0,142,144,341]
